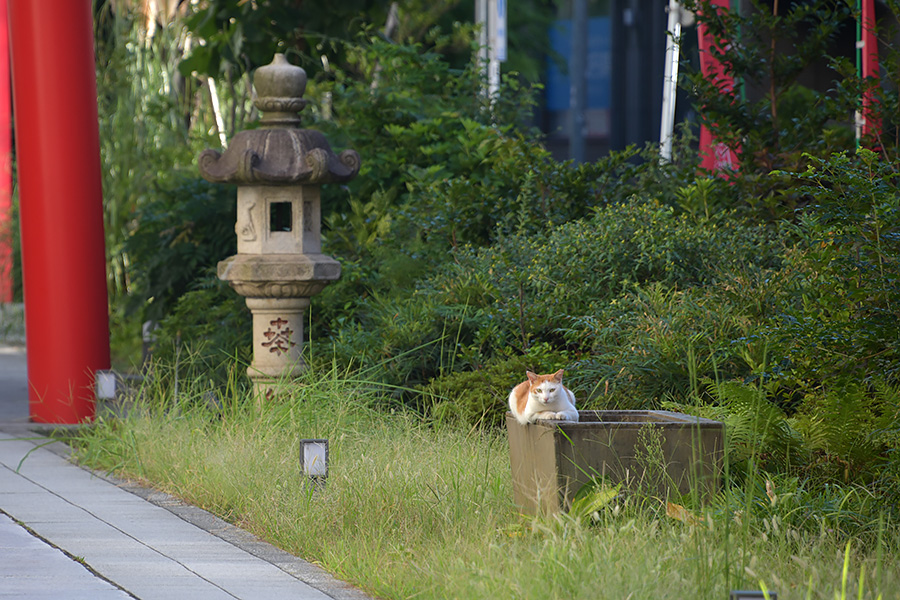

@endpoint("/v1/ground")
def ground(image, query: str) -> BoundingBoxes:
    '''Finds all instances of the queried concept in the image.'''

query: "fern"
[710,380,804,469]
[667,377,900,486]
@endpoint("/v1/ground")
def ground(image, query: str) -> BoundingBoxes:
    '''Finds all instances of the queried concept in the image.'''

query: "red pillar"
[0,0,12,303]
[697,0,740,173]
[9,0,110,423]
[860,0,881,144]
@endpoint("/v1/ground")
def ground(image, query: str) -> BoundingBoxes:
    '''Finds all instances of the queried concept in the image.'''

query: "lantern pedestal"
[245,297,309,393]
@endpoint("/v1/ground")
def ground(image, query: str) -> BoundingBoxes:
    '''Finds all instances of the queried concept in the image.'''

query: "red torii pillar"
[0,0,12,304]
[9,0,110,423]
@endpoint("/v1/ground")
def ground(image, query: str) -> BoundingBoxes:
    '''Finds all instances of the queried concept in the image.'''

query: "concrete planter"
[507,410,725,515]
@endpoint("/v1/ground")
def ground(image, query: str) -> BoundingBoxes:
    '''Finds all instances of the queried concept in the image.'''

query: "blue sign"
[546,18,611,112]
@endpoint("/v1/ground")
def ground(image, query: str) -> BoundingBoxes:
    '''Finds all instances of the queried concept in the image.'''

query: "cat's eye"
[548,388,556,392]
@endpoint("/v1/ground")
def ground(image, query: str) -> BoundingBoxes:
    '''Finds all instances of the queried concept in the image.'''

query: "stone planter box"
[506,410,725,515]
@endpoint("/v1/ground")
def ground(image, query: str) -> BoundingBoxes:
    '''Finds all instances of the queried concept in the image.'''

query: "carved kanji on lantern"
[198,54,359,397]
[262,318,296,356]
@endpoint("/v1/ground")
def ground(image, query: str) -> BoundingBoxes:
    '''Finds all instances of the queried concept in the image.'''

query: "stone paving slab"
[0,511,133,600]
[0,431,372,600]
[0,342,372,600]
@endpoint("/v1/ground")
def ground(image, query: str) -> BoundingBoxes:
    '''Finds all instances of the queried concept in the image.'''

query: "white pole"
[476,0,488,76]
[487,0,501,98]
[659,0,682,162]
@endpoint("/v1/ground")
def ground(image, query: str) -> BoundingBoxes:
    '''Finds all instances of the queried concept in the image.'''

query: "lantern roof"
[198,54,360,185]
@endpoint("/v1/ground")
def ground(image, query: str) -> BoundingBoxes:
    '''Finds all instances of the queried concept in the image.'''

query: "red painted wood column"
[697,0,740,174]
[859,0,881,145]
[9,0,110,423]
[0,0,12,304]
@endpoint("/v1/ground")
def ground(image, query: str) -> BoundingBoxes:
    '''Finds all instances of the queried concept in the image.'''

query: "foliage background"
[75,0,900,525]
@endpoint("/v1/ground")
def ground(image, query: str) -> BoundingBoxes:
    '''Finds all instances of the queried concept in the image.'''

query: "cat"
[508,369,579,425]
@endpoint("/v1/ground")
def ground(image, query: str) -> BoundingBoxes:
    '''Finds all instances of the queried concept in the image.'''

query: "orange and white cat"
[508,369,579,425]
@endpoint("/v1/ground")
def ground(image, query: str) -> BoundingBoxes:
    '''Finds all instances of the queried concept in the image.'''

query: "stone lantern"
[198,54,359,396]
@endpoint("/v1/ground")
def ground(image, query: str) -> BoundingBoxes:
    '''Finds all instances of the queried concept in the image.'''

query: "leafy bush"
[312,36,540,221]
[567,281,774,408]
[124,177,236,323]
[764,150,900,387]
[95,3,206,302]
[324,197,783,414]
[149,274,251,392]
[667,376,900,511]
[681,0,859,171]
[433,198,780,352]
[417,345,573,428]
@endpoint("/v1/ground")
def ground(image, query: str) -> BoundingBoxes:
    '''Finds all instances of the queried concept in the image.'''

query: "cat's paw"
[534,411,561,421]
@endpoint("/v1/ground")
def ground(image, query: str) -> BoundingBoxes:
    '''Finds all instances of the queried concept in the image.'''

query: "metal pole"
[9,0,111,423]
[487,0,500,97]
[476,0,488,83]
[570,0,588,163]
[660,0,682,162]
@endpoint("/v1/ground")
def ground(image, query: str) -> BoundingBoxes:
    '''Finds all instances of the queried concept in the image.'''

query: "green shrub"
[404,137,643,250]
[321,289,455,388]
[765,150,900,388]
[667,376,900,512]
[417,345,573,428]
[324,197,783,407]
[431,198,780,350]
[567,282,771,408]
[124,177,236,323]
[95,3,207,303]
[681,0,858,172]
[150,274,251,392]
[791,381,899,484]
[313,36,540,225]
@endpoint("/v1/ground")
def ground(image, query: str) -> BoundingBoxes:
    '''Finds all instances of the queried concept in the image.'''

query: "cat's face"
[527,370,564,405]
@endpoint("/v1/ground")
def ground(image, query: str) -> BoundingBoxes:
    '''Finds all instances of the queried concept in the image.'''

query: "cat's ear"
[552,369,564,382]
[526,371,538,382]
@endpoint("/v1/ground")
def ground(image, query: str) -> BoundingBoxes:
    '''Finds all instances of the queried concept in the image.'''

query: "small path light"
[95,370,117,401]
[299,438,329,487]
[731,591,777,600]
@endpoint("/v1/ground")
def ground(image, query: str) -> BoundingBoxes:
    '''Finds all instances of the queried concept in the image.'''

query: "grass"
[70,359,900,599]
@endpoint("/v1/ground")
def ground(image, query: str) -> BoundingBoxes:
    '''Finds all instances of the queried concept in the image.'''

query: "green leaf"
[569,480,622,523]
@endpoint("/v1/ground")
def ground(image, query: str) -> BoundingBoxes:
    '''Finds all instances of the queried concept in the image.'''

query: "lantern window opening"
[270,201,293,232]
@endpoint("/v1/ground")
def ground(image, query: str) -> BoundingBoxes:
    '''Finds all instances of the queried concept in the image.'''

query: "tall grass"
[70,357,900,600]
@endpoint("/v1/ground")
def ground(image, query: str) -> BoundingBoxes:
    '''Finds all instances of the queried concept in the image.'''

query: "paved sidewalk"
[0,345,372,600]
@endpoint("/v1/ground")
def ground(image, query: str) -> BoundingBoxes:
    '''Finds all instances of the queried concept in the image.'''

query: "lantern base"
[243,296,310,397]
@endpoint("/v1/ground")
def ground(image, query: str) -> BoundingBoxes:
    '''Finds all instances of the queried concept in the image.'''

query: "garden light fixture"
[95,370,117,401]
[299,438,329,485]
[730,591,777,600]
